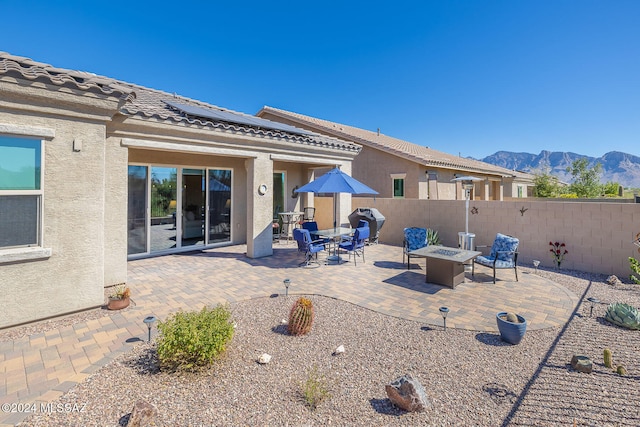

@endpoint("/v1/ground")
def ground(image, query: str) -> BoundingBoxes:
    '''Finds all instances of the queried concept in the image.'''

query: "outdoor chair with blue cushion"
[403,227,428,269]
[472,233,519,283]
[293,228,326,266]
[339,226,369,266]
[301,221,328,244]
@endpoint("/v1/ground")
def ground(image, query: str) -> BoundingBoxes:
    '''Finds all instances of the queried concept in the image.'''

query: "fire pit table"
[409,245,481,288]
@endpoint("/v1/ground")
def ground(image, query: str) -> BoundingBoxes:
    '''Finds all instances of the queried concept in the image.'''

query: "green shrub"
[157,304,234,372]
[300,365,331,410]
[426,228,442,246]
[630,257,640,284]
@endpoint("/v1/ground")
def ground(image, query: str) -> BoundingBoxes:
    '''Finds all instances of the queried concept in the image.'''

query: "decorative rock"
[126,400,158,427]
[333,345,345,355]
[385,374,431,412]
[257,353,272,364]
[607,275,621,286]
[570,355,593,373]
[281,319,287,324]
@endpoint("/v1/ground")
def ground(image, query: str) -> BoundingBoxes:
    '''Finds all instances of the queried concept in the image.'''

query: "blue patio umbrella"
[295,168,378,228]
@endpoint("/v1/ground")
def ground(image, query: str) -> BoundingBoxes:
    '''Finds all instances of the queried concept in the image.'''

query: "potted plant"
[496,312,527,344]
[107,284,131,310]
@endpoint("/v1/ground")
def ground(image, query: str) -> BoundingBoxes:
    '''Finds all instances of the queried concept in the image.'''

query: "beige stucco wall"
[0,87,121,327]
[353,197,640,278]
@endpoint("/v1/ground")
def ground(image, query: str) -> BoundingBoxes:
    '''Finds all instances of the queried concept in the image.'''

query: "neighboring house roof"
[258,106,533,179]
[0,52,360,154]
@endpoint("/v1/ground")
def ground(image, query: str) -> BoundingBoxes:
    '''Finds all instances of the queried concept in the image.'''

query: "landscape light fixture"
[439,306,450,331]
[283,279,291,297]
[533,260,540,273]
[143,316,157,342]
[587,297,600,317]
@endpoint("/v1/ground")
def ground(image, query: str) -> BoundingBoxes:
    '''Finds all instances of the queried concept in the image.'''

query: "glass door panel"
[127,165,147,255]
[182,168,205,247]
[150,167,177,252]
[273,172,285,225]
[208,169,231,244]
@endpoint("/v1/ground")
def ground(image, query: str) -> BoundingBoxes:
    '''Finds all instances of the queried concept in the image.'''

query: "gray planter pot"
[496,312,527,345]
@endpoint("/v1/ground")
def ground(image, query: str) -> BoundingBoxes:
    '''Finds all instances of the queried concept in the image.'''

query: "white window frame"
[0,124,54,264]
[390,173,406,198]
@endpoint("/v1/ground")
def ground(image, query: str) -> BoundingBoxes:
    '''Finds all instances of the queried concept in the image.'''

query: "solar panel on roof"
[165,101,313,136]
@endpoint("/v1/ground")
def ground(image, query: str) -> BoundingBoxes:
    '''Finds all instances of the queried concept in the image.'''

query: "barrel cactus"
[288,297,314,336]
[603,348,613,368]
[604,303,640,330]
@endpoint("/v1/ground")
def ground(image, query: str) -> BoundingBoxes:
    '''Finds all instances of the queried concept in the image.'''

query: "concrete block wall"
[354,198,640,278]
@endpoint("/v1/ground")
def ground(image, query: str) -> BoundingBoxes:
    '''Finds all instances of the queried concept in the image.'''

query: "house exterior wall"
[0,84,122,328]
[353,197,639,278]
[352,145,423,198]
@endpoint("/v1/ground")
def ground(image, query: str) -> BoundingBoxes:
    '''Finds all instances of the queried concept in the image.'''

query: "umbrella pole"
[333,193,337,229]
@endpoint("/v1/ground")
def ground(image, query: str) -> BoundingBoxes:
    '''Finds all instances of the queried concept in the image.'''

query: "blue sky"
[3,1,638,159]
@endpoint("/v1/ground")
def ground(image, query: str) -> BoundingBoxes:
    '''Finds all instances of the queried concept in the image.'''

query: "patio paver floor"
[0,243,578,426]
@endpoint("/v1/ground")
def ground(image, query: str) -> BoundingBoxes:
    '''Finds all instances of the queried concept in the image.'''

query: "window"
[0,136,42,249]
[391,173,406,198]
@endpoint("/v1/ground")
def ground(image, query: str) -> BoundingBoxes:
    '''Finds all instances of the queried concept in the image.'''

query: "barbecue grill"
[348,208,385,244]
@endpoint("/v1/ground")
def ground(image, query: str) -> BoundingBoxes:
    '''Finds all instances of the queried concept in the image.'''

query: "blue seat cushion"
[490,233,519,262]
[475,255,515,269]
[404,227,427,251]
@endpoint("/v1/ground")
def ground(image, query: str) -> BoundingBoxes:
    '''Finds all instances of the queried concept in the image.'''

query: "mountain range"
[479,151,640,188]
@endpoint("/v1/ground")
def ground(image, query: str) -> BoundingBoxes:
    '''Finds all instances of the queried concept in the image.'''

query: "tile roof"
[0,52,360,154]
[259,106,532,178]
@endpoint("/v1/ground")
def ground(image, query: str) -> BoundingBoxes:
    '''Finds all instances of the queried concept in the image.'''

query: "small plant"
[629,257,640,284]
[616,365,628,376]
[603,348,613,368]
[109,284,130,300]
[300,365,331,410]
[549,241,568,268]
[505,312,520,323]
[156,304,234,372]
[426,228,442,246]
[605,303,640,330]
[288,297,314,336]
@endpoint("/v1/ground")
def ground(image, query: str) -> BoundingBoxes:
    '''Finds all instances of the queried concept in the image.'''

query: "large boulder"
[126,400,158,427]
[385,374,431,412]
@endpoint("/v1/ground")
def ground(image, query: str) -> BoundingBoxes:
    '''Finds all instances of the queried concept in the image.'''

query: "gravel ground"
[13,268,640,426]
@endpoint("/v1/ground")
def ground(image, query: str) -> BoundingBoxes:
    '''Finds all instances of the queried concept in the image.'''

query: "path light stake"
[587,297,600,317]
[533,260,540,273]
[439,306,450,331]
[143,316,157,342]
[284,279,291,297]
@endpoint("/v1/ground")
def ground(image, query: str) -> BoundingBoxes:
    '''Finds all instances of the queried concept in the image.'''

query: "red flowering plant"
[549,241,568,268]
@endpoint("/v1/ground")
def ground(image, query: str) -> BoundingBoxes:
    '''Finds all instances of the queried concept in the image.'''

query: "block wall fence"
[341,198,640,279]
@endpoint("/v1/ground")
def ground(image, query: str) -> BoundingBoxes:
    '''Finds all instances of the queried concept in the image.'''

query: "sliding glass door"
[182,169,205,247]
[127,165,232,257]
[208,169,231,244]
[149,167,177,253]
[127,166,147,255]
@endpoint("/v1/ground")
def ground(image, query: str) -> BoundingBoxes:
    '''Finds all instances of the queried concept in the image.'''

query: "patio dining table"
[316,227,353,264]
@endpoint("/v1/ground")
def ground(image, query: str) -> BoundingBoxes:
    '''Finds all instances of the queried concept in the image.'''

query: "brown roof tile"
[259,106,532,178]
[0,52,359,154]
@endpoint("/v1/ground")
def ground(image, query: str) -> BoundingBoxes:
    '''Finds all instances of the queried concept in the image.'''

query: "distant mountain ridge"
[479,150,640,188]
